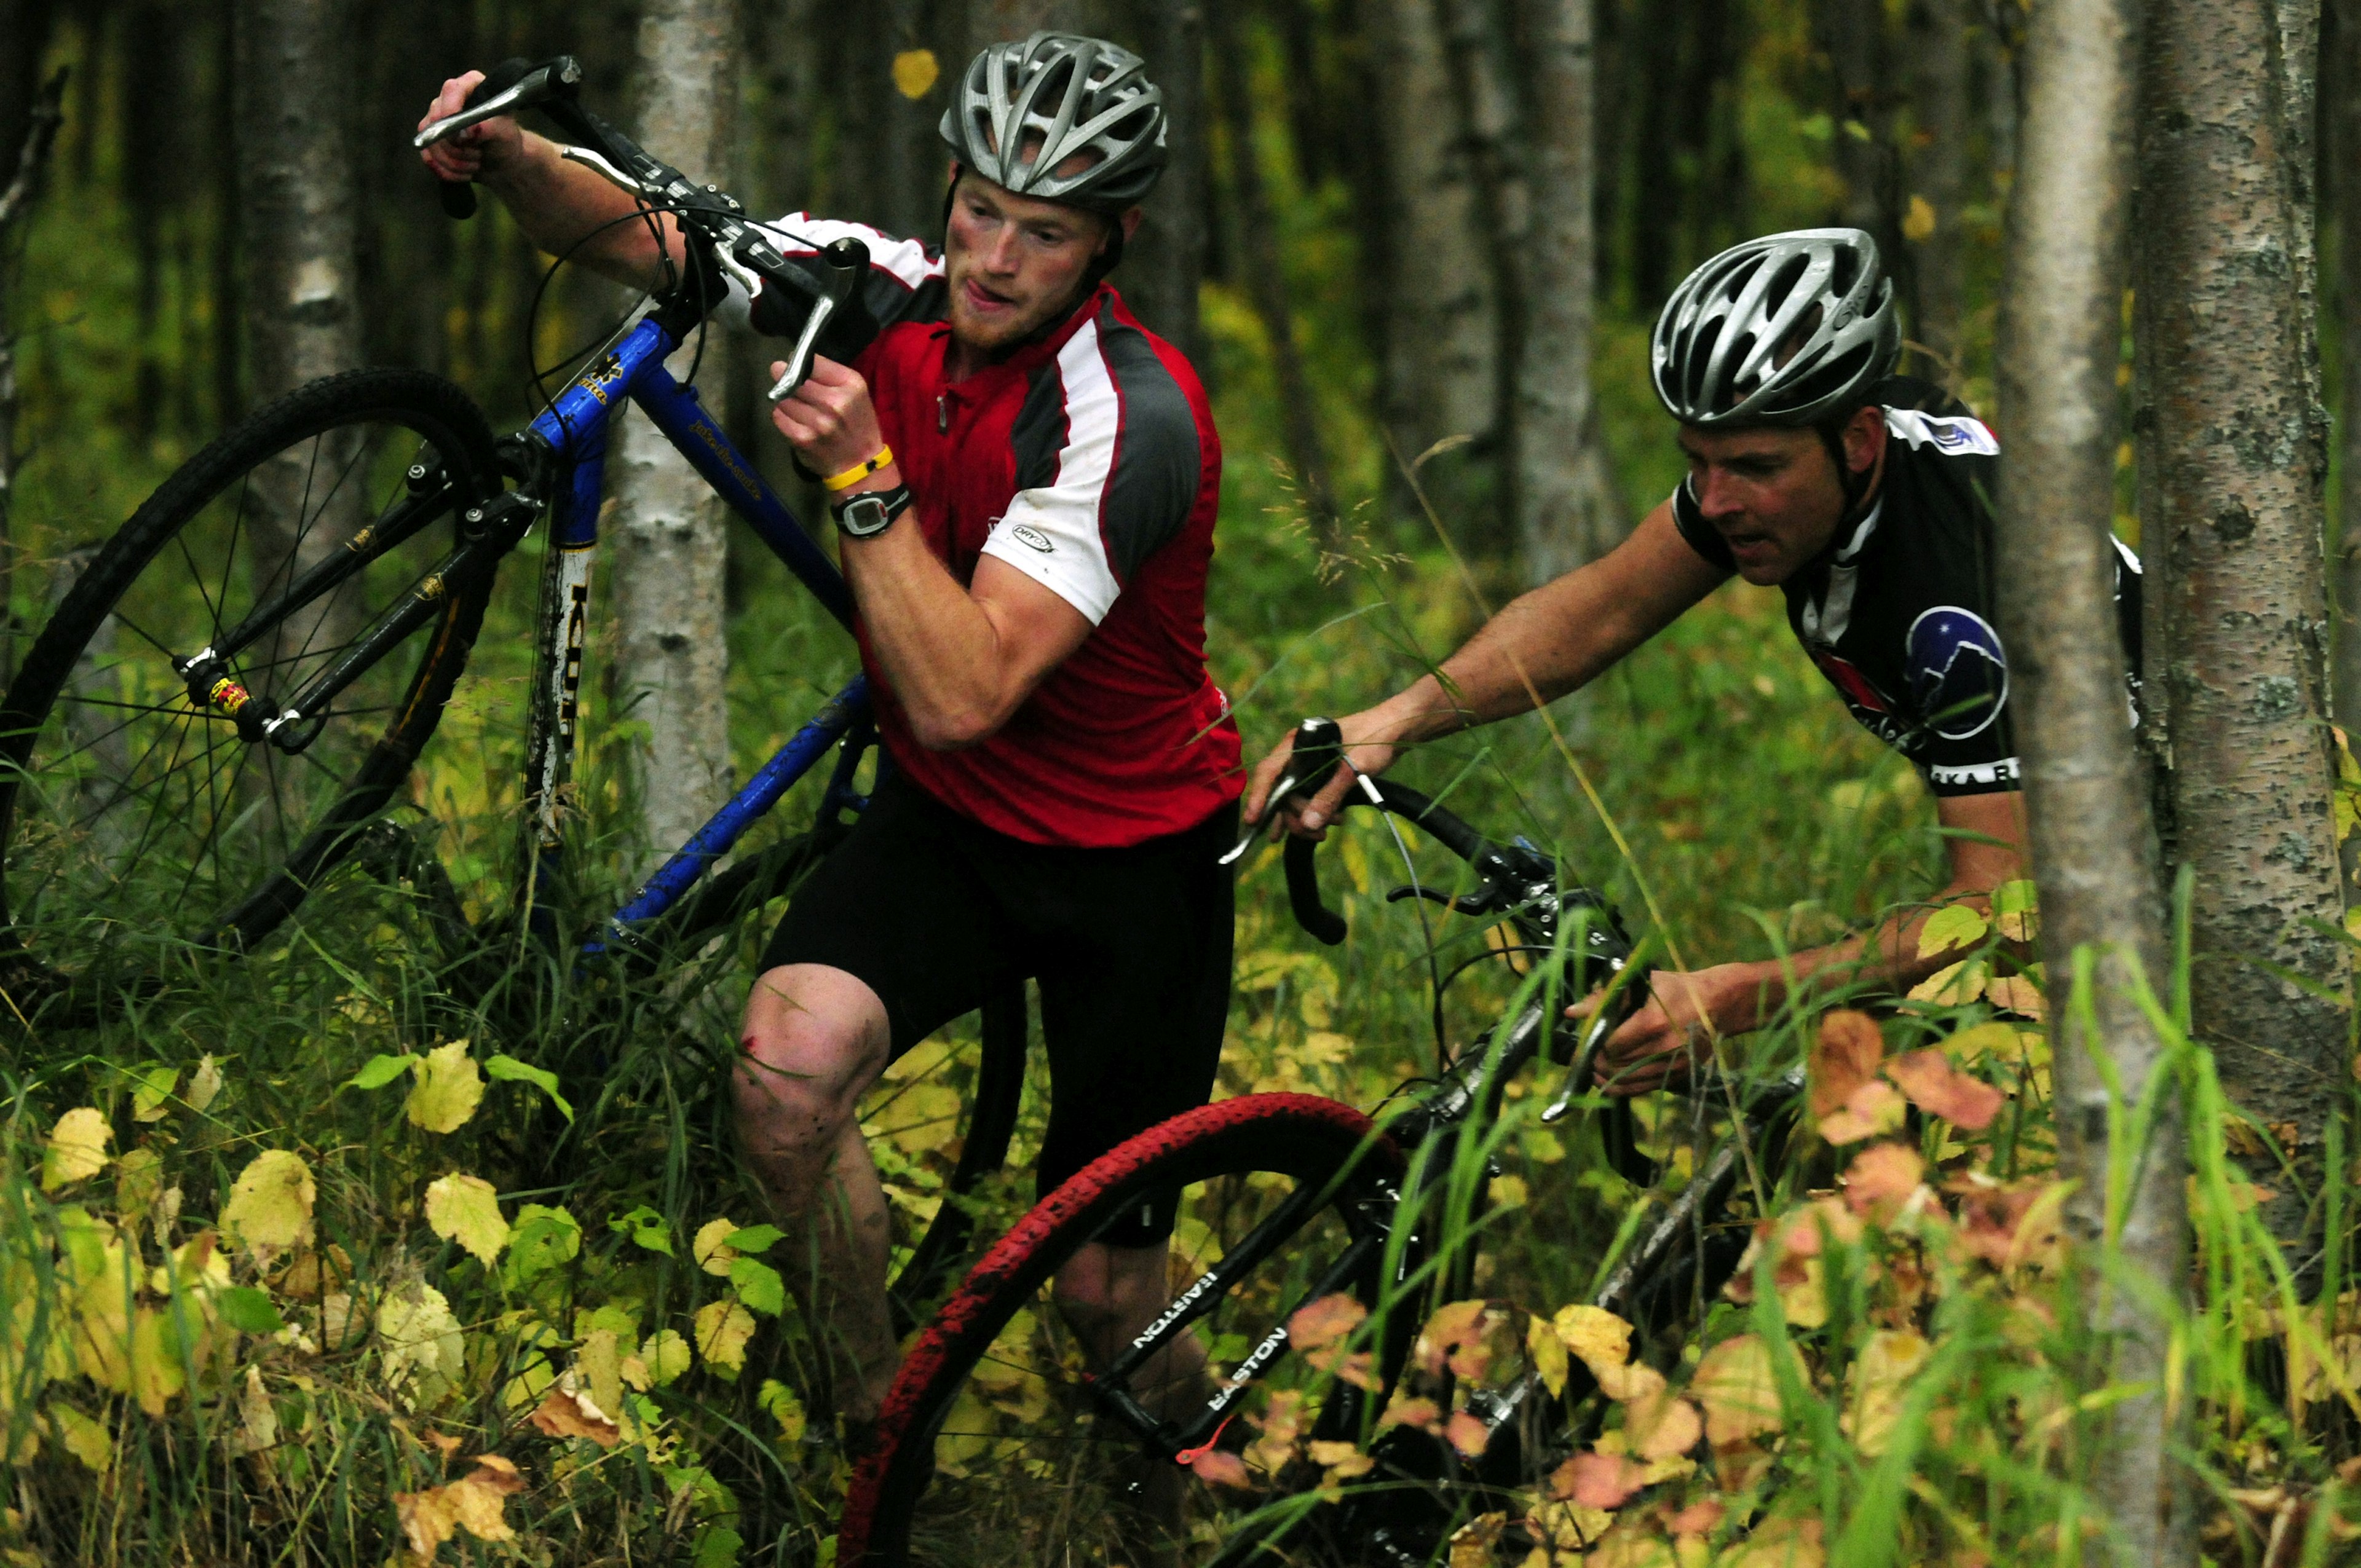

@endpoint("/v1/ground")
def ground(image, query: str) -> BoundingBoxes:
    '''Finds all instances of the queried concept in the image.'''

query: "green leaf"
[127,1064,179,1123]
[724,1224,784,1255]
[346,1053,419,1092]
[690,1524,744,1568]
[609,1206,675,1256]
[486,1054,575,1123]
[1915,904,1989,960]
[217,1286,285,1335]
[1990,880,2039,917]
[730,1257,787,1317]
[504,1204,583,1285]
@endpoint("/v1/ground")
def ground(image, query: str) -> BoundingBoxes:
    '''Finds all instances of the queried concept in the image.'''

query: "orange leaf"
[1691,1335,1789,1448]
[1444,1408,1492,1458]
[1818,1079,1905,1144]
[1552,1449,1647,1508]
[527,1382,620,1449]
[1809,1011,1885,1119]
[1885,1049,2003,1130]
[1378,1393,1443,1432]
[1667,1498,1726,1537]
[1628,1390,1703,1460]
[1843,1143,1927,1219]
[1287,1293,1367,1353]
[1983,975,2046,1020]
[1189,1447,1254,1489]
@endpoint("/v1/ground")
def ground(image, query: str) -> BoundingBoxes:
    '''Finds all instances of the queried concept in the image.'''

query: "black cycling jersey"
[1671,376,2143,798]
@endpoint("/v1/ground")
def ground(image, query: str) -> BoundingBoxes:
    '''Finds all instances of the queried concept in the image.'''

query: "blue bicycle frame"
[513,309,872,959]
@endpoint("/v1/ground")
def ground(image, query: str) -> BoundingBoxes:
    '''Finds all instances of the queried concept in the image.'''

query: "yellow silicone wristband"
[821,446,894,492]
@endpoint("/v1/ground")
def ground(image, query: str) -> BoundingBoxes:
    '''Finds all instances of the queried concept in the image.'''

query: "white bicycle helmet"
[939,33,1168,213]
[1651,229,1900,427]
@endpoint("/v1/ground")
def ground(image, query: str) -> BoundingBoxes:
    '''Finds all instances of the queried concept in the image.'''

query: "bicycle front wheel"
[0,369,503,986]
[843,1093,1406,1568]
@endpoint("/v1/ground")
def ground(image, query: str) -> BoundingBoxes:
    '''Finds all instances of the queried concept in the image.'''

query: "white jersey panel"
[979,317,1126,624]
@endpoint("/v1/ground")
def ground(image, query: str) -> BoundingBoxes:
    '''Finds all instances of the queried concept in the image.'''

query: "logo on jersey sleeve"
[1808,649,1913,748]
[1906,606,2009,739]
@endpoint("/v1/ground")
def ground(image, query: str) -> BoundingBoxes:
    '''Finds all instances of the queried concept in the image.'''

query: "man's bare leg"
[734,963,898,1420]
[1055,1240,1212,1554]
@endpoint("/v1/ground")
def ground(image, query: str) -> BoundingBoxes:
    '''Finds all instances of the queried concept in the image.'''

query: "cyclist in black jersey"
[1246,227,2140,1092]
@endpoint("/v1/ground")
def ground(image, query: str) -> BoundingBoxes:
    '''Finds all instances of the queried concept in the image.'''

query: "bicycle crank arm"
[181,470,463,682]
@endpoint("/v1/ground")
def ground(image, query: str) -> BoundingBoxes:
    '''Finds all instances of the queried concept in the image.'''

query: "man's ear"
[1842,403,1885,475]
[1117,204,1144,244]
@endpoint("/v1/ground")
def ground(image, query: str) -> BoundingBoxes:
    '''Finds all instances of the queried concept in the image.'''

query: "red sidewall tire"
[839,1092,1401,1567]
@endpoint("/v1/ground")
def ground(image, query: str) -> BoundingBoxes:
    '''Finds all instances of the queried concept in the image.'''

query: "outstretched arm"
[1244,496,1726,832]
[1593,789,2029,1094]
[417,71,681,290]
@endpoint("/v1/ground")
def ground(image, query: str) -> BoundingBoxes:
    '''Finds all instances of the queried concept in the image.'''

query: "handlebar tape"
[1284,835,1348,947]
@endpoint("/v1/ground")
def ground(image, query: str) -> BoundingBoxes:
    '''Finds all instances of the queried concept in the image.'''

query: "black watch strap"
[831,483,912,538]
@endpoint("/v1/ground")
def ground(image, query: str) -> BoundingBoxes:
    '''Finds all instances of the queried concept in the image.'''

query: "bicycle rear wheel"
[0,369,502,990]
[842,1093,1406,1568]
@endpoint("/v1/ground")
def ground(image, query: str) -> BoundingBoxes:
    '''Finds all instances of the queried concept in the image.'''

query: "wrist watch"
[831,483,912,539]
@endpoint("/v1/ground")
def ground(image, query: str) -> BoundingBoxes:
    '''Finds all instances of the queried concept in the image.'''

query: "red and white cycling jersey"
[733,215,1241,848]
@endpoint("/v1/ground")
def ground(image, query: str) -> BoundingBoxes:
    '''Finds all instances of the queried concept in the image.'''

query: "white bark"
[1374,0,1495,463]
[609,0,739,867]
[1513,0,1622,582]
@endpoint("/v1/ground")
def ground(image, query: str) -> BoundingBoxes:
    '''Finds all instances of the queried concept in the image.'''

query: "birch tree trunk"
[2333,2,2361,745]
[1372,0,1495,479]
[1118,0,1206,366]
[237,0,359,407]
[235,0,362,827]
[1996,0,2186,1553]
[1434,0,1522,557]
[1513,0,1623,583]
[608,0,738,867]
[2135,0,2346,1248]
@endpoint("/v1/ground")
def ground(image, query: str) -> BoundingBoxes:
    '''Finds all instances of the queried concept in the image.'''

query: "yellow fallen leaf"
[378,1282,465,1411]
[49,1401,111,1472]
[693,1218,743,1277]
[221,1150,316,1259]
[394,1484,460,1559]
[694,1299,757,1375]
[1691,1335,1790,1448]
[1818,1079,1907,1145]
[406,1042,485,1133]
[1845,1329,1931,1456]
[892,47,940,99]
[1908,959,1986,1006]
[1902,193,1937,242]
[41,1108,111,1192]
[424,1173,510,1267]
[1527,1312,1570,1396]
[575,1328,623,1422]
[1552,1304,1634,1381]
[640,1328,692,1387]
[186,1055,223,1114]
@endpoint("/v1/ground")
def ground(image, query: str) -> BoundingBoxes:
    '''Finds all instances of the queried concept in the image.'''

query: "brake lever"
[767,237,871,400]
[556,143,651,198]
[413,58,581,150]
[1385,883,1497,916]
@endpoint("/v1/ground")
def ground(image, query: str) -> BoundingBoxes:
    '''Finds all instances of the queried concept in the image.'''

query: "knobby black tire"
[0,369,501,993]
[842,1093,1406,1568]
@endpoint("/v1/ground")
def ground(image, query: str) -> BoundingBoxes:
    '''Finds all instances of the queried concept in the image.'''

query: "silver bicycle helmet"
[1651,229,1900,427]
[939,33,1168,212]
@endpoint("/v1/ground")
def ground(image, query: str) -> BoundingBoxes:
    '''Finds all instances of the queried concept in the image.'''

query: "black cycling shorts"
[759,771,1238,1246]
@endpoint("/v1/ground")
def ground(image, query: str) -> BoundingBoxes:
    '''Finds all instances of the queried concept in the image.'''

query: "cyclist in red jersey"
[421,36,1238,1438]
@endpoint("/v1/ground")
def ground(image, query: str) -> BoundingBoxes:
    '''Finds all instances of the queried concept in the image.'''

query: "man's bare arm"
[417,71,679,290]
[1245,497,1727,830]
[1595,789,2029,1093]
